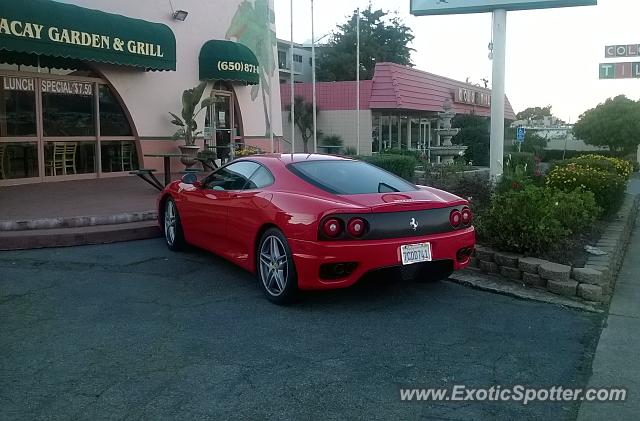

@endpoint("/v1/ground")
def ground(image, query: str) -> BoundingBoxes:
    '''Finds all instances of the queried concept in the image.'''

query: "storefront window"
[0,142,38,179]
[99,85,132,136]
[42,81,95,137]
[100,141,138,173]
[0,76,37,137]
[44,141,95,176]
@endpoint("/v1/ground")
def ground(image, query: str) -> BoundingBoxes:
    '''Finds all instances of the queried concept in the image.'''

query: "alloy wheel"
[164,200,176,245]
[259,235,289,296]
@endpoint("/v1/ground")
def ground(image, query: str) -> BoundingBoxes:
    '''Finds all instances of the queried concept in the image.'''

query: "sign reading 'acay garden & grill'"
[0,0,176,71]
[0,18,165,58]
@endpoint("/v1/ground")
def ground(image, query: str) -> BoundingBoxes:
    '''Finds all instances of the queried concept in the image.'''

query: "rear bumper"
[288,227,475,290]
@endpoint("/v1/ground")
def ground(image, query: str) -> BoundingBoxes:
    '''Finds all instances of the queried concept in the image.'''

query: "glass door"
[211,92,233,161]
[420,119,431,156]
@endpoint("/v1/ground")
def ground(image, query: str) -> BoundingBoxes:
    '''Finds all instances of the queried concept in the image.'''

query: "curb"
[0,210,158,232]
[448,271,602,313]
[0,221,162,250]
[468,193,639,308]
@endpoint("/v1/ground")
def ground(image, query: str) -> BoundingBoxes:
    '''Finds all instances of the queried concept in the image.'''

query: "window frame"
[287,159,418,195]
[202,159,275,192]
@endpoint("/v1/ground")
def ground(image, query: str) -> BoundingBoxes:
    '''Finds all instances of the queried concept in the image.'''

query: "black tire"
[414,261,453,283]
[256,228,298,305]
[163,198,186,251]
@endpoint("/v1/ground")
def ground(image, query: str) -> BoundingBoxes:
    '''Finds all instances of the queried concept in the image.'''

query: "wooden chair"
[120,141,134,171]
[46,142,77,176]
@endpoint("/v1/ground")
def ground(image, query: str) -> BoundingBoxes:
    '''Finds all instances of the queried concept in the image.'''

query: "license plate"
[400,242,432,265]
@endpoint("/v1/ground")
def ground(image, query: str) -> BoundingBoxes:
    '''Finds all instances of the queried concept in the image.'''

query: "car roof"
[247,153,352,166]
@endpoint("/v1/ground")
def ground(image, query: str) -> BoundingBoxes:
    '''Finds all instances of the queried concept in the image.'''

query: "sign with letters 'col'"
[410,0,597,15]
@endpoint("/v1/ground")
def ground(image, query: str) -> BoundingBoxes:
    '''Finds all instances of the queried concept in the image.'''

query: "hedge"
[360,154,417,181]
[477,185,600,254]
[545,163,626,215]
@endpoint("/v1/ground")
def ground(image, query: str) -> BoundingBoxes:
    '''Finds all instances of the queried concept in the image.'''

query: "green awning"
[0,0,176,71]
[199,40,259,84]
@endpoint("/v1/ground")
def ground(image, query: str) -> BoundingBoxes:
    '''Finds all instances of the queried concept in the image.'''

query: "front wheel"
[163,198,186,251]
[257,228,298,305]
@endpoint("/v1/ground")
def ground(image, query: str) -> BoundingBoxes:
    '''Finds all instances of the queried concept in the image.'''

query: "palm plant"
[169,82,213,147]
[287,96,320,153]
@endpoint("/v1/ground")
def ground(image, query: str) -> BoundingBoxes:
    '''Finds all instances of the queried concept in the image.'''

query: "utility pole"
[489,9,506,179]
[356,7,361,155]
[311,0,317,153]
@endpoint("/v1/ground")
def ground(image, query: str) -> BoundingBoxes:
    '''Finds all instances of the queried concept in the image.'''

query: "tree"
[573,95,640,155]
[286,96,320,153]
[452,114,490,166]
[516,105,553,121]
[316,6,414,82]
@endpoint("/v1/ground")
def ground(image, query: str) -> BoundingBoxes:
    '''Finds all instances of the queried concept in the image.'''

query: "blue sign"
[516,127,526,142]
[410,0,597,16]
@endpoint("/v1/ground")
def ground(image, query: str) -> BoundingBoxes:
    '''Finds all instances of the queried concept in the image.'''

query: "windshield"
[288,160,418,195]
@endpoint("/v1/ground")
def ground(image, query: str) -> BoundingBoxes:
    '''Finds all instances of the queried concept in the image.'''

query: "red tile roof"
[280,80,372,111]
[369,63,516,119]
[279,62,516,120]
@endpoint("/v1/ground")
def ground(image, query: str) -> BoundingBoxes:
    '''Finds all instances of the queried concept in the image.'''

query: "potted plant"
[169,82,213,167]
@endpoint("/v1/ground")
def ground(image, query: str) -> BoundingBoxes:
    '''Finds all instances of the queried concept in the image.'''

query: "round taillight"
[347,217,366,237]
[461,207,473,225]
[449,209,462,228]
[322,218,342,238]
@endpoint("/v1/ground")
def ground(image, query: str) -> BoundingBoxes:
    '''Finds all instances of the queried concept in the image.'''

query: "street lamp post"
[311,0,317,154]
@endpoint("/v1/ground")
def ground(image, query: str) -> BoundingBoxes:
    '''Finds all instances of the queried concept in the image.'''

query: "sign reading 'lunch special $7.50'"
[0,18,165,58]
[3,76,93,96]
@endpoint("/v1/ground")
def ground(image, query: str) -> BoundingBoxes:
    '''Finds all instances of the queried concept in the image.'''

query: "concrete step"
[0,220,162,250]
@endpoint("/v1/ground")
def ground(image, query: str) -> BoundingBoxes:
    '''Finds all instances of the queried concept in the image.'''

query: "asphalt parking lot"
[1,239,602,420]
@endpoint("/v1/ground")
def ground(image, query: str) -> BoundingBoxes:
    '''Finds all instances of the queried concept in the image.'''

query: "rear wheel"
[164,198,186,251]
[257,228,298,305]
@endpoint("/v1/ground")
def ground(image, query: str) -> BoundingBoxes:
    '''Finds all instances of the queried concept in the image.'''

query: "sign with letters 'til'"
[410,0,597,15]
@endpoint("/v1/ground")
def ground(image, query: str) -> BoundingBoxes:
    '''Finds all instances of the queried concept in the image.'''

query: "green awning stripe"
[0,0,176,71]
[199,40,260,84]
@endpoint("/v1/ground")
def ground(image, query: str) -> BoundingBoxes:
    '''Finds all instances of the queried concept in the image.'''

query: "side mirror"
[181,173,198,185]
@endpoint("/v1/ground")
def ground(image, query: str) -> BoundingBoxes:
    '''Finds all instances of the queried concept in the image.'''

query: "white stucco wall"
[282,110,373,155]
[63,0,282,139]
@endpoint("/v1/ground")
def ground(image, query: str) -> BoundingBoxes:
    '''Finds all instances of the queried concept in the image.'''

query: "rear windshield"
[288,160,418,195]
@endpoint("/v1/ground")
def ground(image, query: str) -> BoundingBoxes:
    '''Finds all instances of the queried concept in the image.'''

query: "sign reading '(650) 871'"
[410,0,597,15]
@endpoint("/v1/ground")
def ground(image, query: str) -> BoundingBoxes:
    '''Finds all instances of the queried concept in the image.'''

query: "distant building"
[281,62,516,155]
[276,39,316,84]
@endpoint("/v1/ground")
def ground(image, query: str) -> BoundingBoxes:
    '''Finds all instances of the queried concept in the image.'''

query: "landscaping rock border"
[466,193,639,306]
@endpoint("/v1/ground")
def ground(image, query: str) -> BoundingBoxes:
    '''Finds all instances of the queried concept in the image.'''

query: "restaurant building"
[281,62,516,155]
[0,0,282,186]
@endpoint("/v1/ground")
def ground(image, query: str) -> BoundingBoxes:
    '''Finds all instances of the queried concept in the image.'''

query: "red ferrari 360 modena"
[158,154,475,304]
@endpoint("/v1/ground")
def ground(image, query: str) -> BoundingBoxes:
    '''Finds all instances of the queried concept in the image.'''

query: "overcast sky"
[274,0,640,122]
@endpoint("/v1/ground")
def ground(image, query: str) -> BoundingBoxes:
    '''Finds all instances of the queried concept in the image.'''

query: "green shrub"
[320,134,343,147]
[545,163,626,215]
[504,152,536,176]
[381,148,424,159]
[426,170,493,216]
[540,149,619,162]
[360,154,417,181]
[477,186,600,254]
[342,146,357,156]
[573,154,634,180]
